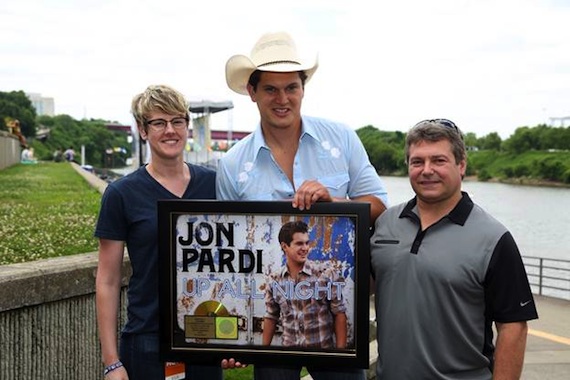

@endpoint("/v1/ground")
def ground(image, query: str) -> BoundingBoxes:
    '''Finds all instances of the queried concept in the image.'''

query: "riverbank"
[464,175,570,188]
[390,173,570,189]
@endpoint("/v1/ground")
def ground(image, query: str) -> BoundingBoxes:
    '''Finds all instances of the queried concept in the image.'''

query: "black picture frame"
[158,200,370,368]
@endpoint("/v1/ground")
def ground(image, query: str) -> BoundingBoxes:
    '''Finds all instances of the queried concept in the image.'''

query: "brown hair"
[278,220,309,246]
[405,120,466,164]
[247,70,308,92]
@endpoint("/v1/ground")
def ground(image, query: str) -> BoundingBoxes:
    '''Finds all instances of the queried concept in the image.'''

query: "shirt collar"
[399,191,474,226]
[251,123,267,155]
[251,116,320,158]
[281,260,313,278]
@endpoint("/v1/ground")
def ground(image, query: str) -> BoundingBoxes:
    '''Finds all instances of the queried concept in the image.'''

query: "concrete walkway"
[522,295,570,379]
[304,295,570,380]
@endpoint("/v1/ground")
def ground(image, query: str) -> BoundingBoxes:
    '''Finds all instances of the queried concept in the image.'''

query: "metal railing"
[522,256,570,300]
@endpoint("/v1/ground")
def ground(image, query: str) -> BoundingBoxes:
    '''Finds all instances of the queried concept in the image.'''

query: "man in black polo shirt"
[370,119,538,380]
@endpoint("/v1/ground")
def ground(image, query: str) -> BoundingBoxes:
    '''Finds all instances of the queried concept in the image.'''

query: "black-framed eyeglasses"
[145,117,189,132]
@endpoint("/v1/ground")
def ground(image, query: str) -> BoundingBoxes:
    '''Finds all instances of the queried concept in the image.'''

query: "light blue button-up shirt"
[216,115,388,205]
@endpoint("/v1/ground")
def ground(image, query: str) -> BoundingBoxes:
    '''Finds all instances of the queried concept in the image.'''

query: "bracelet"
[103,361,124,376]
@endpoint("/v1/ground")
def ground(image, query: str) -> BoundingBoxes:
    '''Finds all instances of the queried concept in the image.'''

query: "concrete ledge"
[0,131,21,170]
[70,162,109,194]
[0,252,131,312]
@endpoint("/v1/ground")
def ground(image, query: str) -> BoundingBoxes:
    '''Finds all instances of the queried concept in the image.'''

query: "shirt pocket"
[373,239,400,245]
[318,173,350,197]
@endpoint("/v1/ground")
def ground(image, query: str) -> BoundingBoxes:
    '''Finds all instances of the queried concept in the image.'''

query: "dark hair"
[405,120,466,165]
[278,220,309,246]
[248,70,308,92]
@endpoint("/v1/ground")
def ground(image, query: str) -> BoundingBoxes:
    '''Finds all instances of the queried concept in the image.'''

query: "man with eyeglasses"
[95,84,224,380]
[370,119,538,379]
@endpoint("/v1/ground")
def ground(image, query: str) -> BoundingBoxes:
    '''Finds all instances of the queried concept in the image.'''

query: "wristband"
[104,361,124,376]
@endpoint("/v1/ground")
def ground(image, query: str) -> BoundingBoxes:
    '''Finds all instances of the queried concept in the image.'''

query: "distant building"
[26,92,55,116]
[103,121,250,168]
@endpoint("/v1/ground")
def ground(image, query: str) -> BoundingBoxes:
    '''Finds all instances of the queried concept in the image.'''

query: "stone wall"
[0,252,131,380]
[0,131,21,170]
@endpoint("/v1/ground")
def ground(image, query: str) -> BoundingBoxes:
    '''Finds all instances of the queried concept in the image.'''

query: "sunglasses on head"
[413,118,459,131]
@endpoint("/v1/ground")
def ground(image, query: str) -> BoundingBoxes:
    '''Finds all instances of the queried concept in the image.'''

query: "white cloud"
[1,0,569,139]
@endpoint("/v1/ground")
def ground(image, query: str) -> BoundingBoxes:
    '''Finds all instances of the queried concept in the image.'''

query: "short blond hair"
[131,85,188,129]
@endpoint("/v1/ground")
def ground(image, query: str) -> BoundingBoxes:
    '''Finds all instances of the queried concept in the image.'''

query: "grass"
[224,366,308,379]
[224,366,253,380]
[0,162,101,264]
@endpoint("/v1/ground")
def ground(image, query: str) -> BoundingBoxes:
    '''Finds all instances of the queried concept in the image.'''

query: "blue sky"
[1,0,569,138]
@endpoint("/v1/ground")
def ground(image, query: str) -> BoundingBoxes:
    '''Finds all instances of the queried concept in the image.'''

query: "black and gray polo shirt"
[370,192,538,380]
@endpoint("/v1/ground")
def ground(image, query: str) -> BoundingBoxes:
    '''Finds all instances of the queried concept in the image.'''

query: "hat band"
[258,60,302,68]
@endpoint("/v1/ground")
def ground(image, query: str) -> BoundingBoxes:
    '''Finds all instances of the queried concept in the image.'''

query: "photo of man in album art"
[262,220,348,349]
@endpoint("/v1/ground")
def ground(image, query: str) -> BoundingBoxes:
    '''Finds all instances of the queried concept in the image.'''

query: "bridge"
[105,100,250,142]
[105,123,251,141]
[549,116,570,127]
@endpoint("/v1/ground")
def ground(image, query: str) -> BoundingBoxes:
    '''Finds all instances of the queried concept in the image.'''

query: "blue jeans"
[254,364,366,380]
[119,333,223,380]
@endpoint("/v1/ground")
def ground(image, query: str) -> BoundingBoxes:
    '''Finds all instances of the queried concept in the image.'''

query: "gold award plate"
[185,301,237,339]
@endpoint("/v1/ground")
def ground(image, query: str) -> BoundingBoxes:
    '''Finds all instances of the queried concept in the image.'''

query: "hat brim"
[225,54,319,95]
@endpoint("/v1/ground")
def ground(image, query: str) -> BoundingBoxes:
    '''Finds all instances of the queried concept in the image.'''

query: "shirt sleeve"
[328,269,347,315]
[94,184,128,241]
[484,232,539,323]
[345,128,389,207]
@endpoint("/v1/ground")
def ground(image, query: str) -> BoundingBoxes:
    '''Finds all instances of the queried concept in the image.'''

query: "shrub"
[477,168,492,182]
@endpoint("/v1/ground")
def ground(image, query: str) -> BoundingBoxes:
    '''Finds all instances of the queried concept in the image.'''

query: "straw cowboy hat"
[225,31,319,95]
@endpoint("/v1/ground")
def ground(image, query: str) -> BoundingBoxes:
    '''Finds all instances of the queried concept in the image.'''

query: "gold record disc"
[194,300,230,317]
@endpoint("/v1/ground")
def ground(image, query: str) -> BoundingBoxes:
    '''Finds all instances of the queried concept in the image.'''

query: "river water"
[381,176,570,262]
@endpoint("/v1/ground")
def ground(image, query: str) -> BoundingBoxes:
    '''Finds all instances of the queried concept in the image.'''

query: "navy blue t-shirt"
[95,163,216,334]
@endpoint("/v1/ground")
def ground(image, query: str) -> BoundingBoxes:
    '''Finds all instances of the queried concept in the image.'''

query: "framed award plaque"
[158,200,370,368]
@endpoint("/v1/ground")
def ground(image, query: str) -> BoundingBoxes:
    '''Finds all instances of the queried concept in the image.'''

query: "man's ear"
[247,84,257,102]
[459,158,467,179]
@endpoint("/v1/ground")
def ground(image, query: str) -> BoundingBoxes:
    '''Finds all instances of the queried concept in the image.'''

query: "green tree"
[535,125,570,150]
[464,132,478,149]
[354,122,570,184]
[503,127,538,153]
[356,126,406,174]
[560,127,570,150]
[368,141,404,174]
[479,132,502,151]
[31,115,131,166]
[0,90,37,137]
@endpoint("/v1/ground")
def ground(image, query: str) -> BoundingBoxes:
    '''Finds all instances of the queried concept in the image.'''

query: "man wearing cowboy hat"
[217,31,387,380]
